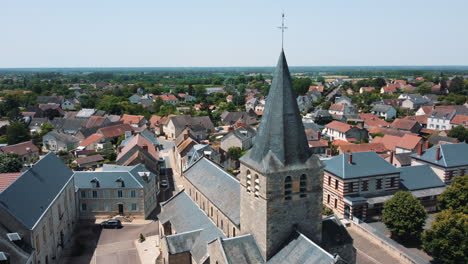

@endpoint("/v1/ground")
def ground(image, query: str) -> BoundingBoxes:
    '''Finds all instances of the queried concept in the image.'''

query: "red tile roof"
[339,143,387,153]
[75,154,104,166]
[0,172,21,193]
[155,94,178,101]
[329,104,345,111]
[372,134,422,151]
[381,84,398,92]
[149,115,163,128]
[451,115,468,126]
[309,85,325,93]
[97,123,133,138]
[391,118,419,131]
[325,121,353,133]
[403,115,428,125]
[120,114,145,125]
[360,87,375,93]
[85,116,107,128]
[117,134,159,161]
[359,113,389,128]
[332,140,353,146]
[79,134,104,147]
[0,141,39,156]
[308,140,328,148]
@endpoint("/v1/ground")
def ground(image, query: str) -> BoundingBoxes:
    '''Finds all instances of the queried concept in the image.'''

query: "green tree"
[6,121,31,145]
[227,147,243,160]
[382,191,427,240]
[322,101,332,110]
[449,76,465,94]
[292,78,312,95]
[448,125,468,142]
[422,209,468,264]
[40,122,54,137]
[0,153,23,173]
[417,82,432,95]
[159,104,177,116]
[437,175,468,214]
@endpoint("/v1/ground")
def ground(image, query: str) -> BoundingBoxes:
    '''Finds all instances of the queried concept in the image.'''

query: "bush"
[322,205,334,216]
[437,175,468,214]
[382,191,427,240]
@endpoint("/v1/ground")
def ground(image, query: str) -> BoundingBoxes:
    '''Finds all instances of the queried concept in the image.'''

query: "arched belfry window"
[300,174,307,198]
[246,170,251,192]
[254,174,260,197]
[284,176,292,200]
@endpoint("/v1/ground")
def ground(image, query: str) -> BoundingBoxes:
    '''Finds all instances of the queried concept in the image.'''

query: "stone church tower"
[239,50,324,260]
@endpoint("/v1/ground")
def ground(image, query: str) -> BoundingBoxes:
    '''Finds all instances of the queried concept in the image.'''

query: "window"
[118,190,123,198]
[300,174,307,198]
[221,220,224,229]
[328,176,331,186]
[376,179,382,190]
[254,174,260,197]
[81,203,87,211]
[58,204,62,219]
[361,180,369,191]
[211,207,213,217]
[348,182,354,193]
[131,203,138,211]
[80,191,86,198]
[284,176,292,200]
[42,226,47,243]
[92,191,98,198]
[130,190,136,198]
[327,194,330,204]
[232,228,236,237]
[35,234,40,253]
[335,179,339,190]
[246,170,252,192]
[390,177,396,188]
[334,198,338,208]
[104,204,110,212]
[104,190,110,198]
[196,192,198,202]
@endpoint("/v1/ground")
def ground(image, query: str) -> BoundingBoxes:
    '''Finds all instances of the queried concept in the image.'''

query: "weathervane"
[277,12,288,49]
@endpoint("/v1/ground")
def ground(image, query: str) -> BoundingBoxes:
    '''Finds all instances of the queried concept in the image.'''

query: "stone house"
[0,141,39,164]
[220,111,257,126]
[220,126,256,152]
[390,119,421,133]
[0,153,77,264]
[120,114,147,128]
[74,164,159,219]
[42,131,80,152]
[61,99,76,110]
[370,104,396,120]
[322,121,368,142]
[163,115,214,139]
[73,154,104,170]
[116,133,160,174]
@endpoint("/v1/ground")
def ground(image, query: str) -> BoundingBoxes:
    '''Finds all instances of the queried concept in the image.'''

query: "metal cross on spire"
[277,12,288,49]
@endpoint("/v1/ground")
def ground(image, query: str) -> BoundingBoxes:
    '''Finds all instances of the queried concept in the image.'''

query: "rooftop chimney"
[425,140,430,150]
[436,146,441,161]
[142,145,148,152]
[317,132,321,140]
[389,151,394,165]
[348,152,353,164]
[417,142,423,156]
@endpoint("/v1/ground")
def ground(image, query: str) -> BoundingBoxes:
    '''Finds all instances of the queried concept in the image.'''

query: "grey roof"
[120,130,158,147]
[428,135,458,145]
[240,51,313,170]
[170,115,215,131]
[394,153,412,166]
[411,143,468,167]
[302,122,323,132]
[321,217,354,252]
[224,126,256,142]
[371,104,394,113]
[184,158,240,225]
[102,164,156,187]
[44,131,80,145]
[0,153,74,229]
[74,171,143,190]
[50,118,87,132]
[220,111,256,125]
[159,192,225,263]
[219,235,264,263]
[165,229,203,254]
[325,152,399,179]
[76,108,96,118]
[268,232,336,264]
[399,165,445,191]
[0,224,32,264]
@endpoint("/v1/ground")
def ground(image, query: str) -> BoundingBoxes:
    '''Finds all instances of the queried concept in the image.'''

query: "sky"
[1,0,467,68]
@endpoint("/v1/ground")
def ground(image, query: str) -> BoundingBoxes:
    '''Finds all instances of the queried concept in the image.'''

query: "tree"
[0,153,23,173]
[292,78,312,96]
[227,147,243,160]
[449,76,465,94]
[437,175,468,214]
[382,191,427,240]
[448,125,468,142]
[40,122,54,137]
[6,121,31,145]
[422,209,468,264]
[417,82,432,95]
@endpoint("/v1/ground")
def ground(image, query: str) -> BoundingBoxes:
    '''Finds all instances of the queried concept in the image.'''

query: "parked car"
[160,179,169,189]
[159,157,165,163]
[100,219,123,229]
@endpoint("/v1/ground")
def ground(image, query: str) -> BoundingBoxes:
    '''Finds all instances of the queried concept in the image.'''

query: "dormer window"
[91,178,100,188]
[116,178,125,188]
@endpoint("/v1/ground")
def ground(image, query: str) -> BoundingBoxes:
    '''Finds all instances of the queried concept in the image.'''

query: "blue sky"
[1,0,467,67]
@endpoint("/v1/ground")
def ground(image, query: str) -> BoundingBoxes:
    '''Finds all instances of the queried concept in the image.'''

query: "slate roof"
[399,165,445,191]
[97,123,133,138]
[159,192,225,263]
[325,151,399,179]
[220,111,256,125]
[371,104,394,113]
[217,235,264,263]
[169,115,215,132]
[240,51,314,169]
[394,153,412,166]
[184,157,240,225]
[268,232,336,264]
[51,118,87,132]
[44,131,80,145]
[74,170,144,189]
[76,108,96,118]
[102,164,156,187]
[0,141,39,156]
[0,153,74,229]
[75,154,104,166]
[223,126,256,142]
[411,143,468,167]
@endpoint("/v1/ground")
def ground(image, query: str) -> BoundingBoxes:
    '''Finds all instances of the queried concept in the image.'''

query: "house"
[61,99,76,110]
[96,123,133,141]
[450,114,468,128]
[411,143,468,184]
[0,153,77,264]
[399,94,431,110]
[401,84,417,93]
[85,116,111,128]
[387,152,412,167]
[50,118,87,135]
[322,121,368,142]
[329,104,357,116]
[372,133,422,154]
[380,84,398,94]
[36,95,63,104]
[309,85,325,93]
[245,97,258,112]
[163,115,214,139]
[391,118,421,133]
[220,126,256,152]
[226,94,233,102]
[116,133,160,174]
[427,108,457,130]
[28,117,49,134]
[78,133,106,151]
[334,95,352,106]
[403,115,428,128]
[205,87,225,94]
[358,113,389,129]
[129,94,142,104]
[324,152,400,220]
[148,115,164,135]
[220,111,257,126]
[42,131,80,152]
[337,143,386,155]
[370,104,396,120]
[185,144,221,169]
[73,154,104,169]
[74,164,159,219]
[76,108,96,119]
[0,141,39,164]
[296,95,313,113]
[359,87,375,94]
[154,94,179,105]
[120,114,147,128]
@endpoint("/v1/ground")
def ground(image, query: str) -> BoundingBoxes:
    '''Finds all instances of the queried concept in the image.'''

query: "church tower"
[239,50,324,260]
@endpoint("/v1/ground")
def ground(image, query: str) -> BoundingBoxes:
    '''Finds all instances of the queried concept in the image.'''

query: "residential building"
[154,94,179,105]
[370,104,396,120]
[61,99,76,110]
[116,133,160,174]
[372,133,422,154]
[450,114,468,128]
[411,143,468,184]
[76,108,96,119]
[0,141,39,164]
[358,113,389,129]
[0,153,77,264]
[220,126,256,152]
[359,87,375,94]
[322,121,368,142]
[335,95,352,106]
[73,154,104,170]
[163,115,214,139]
[391,119,421,133]
[427,108,457,130]
[329,104,357,116]
[220,111,257,126]
[74,164,159,219]
[120,114,147,128]
[380,84,398,94]
[42,131,80,152]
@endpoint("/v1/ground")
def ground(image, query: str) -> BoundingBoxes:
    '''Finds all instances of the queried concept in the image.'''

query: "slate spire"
[241,50,311,168]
